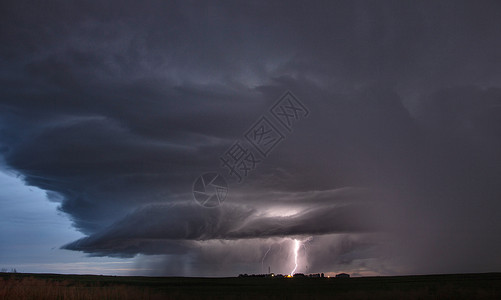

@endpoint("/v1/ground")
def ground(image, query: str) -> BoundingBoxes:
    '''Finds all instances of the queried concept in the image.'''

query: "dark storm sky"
[1,0,501,276]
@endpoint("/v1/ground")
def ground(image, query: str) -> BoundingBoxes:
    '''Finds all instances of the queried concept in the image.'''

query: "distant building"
[238,272,328,279]
[335,273,350,278]
[238,273,276,278]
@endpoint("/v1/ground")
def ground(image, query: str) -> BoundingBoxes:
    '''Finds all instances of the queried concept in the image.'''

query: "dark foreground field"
[1,272,501,299]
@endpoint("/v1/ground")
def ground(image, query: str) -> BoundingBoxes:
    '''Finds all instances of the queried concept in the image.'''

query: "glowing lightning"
[261,244,272,273]
[290,239,300,276]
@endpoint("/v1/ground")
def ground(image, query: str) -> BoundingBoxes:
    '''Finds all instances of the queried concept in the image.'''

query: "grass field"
[1,272,501,299]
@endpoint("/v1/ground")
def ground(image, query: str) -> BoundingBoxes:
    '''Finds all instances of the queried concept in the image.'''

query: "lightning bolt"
[261,244,272,273]
[302,244,308,272]
[290,239,300,276]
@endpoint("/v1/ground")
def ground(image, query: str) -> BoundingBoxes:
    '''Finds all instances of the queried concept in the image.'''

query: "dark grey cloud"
[1,0,501,276]
[62,188,385,256]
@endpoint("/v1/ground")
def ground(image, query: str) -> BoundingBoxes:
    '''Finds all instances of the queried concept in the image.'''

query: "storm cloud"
[2,0,501,276]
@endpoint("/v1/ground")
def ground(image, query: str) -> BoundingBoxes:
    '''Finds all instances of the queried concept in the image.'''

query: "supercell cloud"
[1,0,501,276]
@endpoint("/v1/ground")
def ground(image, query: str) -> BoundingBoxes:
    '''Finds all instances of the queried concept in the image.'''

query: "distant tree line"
[0,268,17,273]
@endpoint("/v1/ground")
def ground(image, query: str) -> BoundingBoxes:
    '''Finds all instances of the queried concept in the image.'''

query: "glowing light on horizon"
[290,239,300,276]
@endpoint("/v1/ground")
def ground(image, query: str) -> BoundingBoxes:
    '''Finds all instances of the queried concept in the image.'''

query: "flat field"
[1,272,501,299]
